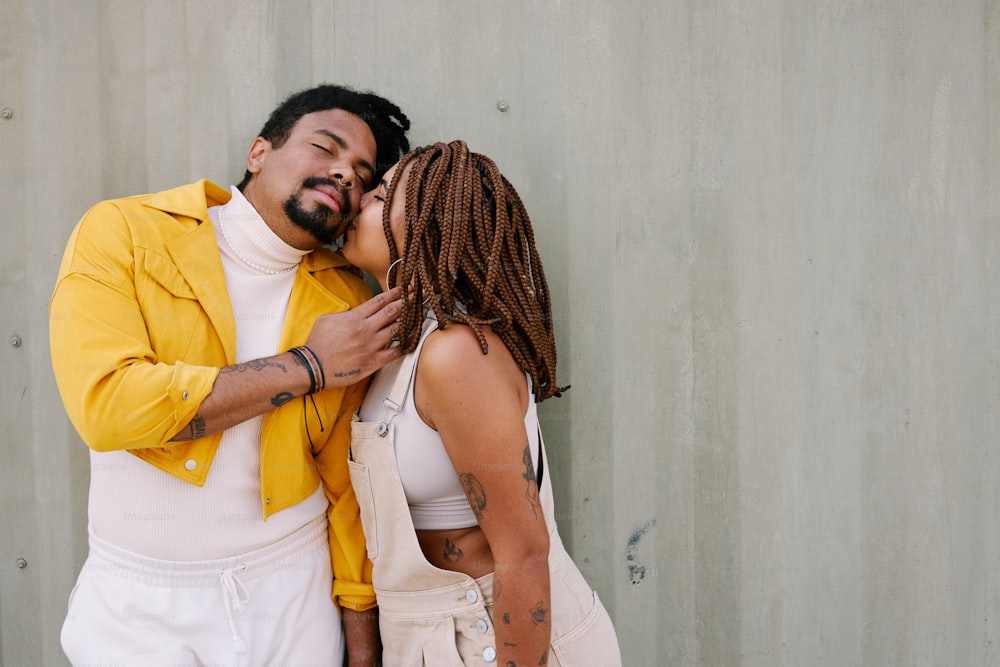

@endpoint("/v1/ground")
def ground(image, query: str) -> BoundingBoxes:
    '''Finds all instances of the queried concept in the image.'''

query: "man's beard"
[283,177,352,245]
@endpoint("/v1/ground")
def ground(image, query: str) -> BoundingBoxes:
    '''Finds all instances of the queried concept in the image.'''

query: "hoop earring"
[385,258,403,288]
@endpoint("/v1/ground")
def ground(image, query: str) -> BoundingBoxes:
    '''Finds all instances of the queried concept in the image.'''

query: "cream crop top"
[357,315,541,530]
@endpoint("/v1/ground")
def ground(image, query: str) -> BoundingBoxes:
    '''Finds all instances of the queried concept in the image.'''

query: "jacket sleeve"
[315,377,377,611]
[49,201,219,451]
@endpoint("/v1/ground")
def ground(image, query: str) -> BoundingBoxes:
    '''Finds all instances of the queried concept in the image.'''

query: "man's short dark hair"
[237,83,410,190]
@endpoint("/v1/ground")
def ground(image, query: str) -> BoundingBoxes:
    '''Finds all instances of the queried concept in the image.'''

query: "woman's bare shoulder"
[415,323,526,416]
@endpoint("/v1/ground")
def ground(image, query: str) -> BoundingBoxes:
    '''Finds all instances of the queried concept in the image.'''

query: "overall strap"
[535,424,545,486]
[383,316,439,417]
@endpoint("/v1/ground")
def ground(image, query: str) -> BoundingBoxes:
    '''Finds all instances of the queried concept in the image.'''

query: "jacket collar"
[144,180,359,360]
[144,179,232,219]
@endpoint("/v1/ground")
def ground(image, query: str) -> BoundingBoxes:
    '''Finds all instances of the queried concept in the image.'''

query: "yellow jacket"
[49,179,376,610]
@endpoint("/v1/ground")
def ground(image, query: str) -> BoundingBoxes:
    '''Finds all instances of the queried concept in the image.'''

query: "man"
[50,84,409,666]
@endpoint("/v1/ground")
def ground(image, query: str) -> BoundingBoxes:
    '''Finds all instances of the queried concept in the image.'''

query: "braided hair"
[385,140,567,401]
[237,83,410,190]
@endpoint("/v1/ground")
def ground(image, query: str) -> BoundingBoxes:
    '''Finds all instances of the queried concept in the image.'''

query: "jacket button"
[476,618,489,634]
[185,459,196,471]
[483,646,496,662]
[465,589,478,603]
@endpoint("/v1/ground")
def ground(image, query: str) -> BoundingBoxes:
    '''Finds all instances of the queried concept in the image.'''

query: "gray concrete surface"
[2,1,997,664]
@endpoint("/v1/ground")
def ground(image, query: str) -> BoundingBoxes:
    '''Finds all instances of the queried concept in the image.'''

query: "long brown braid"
[383,140,567,401]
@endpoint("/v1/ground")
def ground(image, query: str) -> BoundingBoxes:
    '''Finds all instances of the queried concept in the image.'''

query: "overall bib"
[349,318,621,666]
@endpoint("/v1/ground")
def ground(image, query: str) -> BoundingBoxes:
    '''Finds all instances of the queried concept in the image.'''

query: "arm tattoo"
[169,414,206,442]
[460,473,487,521]
[522,445,542,519]
[494,579,504,602]
[270,391,294,407]
[443,538,464,562]
[503,612,511,624]
[530,601,547,625]
[332,368,361,378]
[219,358,288,375]
[188,415,206,440]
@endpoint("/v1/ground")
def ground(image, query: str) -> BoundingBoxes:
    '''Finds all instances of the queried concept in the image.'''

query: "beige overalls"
[349,318,622,666]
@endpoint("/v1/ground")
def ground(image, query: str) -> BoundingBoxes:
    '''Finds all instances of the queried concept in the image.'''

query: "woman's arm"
[416,325,552,667]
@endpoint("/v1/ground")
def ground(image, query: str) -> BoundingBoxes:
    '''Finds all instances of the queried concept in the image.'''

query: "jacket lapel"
[167,223,237,363]
[148,181,238,364]
[278,251,354,349]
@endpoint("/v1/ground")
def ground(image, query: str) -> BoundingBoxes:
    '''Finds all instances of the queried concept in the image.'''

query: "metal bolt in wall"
[496,100,510,113]
[16,558,27,569]
[10,335,22,348]
[1,108,12,120]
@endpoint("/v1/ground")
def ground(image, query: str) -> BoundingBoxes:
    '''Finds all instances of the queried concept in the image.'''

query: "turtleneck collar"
[214,186,309,275]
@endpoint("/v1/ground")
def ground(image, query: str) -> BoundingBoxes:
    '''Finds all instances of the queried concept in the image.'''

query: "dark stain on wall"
[626,518,656,585]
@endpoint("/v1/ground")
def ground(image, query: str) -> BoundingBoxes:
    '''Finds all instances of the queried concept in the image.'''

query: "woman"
[342,140,621,666]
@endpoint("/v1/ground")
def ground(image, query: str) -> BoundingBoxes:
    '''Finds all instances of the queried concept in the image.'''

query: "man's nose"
[328,163,353,188]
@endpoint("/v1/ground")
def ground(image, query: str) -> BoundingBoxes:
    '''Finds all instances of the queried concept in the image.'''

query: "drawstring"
[303,394,325,452]
[220,563,250,655]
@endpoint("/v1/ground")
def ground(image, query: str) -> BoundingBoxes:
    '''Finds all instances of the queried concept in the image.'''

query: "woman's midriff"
[416,525,495,578]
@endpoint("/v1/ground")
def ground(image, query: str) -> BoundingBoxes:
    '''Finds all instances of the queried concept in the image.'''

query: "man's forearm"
[170,351,310,441]
[342,607,380,666]
[170,286,405,442]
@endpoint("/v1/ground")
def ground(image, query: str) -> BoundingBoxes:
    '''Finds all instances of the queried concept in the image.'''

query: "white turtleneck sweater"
[88,187,328,560]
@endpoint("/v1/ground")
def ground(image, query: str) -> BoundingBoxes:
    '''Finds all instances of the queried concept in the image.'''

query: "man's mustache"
[301,177,352,217]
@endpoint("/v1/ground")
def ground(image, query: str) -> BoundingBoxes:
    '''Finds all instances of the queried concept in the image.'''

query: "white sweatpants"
[60,515,344,667]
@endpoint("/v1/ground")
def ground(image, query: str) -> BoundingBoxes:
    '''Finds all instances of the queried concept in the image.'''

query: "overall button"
[483,646,497,662]
[476,618,489,633]
[185,459,197,471]
[465,589,479,603]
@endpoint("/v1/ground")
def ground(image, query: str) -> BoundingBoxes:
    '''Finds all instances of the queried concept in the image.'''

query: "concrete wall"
[2,1,997,664]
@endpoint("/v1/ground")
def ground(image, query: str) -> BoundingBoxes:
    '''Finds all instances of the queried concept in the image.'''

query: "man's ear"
[247,137,271,174]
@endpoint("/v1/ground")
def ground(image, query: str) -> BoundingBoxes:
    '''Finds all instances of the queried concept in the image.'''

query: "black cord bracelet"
[300,345,326,393]
[288,346,317,395]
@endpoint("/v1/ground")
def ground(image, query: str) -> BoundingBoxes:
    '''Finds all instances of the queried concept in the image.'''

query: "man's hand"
[305,286,404,388]
[170,287,404,442]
